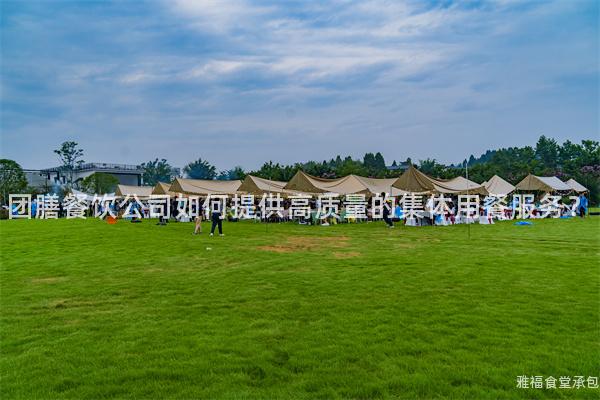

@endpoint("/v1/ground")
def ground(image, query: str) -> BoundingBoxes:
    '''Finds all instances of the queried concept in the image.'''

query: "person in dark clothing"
[210,211,223,236]
[170,199,178,221]
[209,200,225,236]
[578,193,588,218]
[383,199,394,228]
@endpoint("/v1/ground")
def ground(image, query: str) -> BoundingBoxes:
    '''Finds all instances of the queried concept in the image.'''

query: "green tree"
[535,135,560,173]
[334,155,343,168]
[142,158,174,185]
[183,158,216,180]
[0,159,28,204]
[80,172,119,194]
[299,161,328,178]
[560,139,600,205]
[337,158,367,177]
[53,141,84,186]
[363,153,376,172]
[374,152,386,175]
[418,158,447,177]
[217,166,246,180]
[579,140,600,166]
[558,140,582,174]
[252,161,287,181]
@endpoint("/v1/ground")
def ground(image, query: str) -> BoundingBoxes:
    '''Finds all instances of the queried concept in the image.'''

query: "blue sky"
[1,0,598,171]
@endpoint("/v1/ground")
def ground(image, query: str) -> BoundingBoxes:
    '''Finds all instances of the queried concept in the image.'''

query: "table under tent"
[392,165,489,226]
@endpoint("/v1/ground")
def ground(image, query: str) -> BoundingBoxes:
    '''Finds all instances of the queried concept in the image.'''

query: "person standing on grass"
[31,198,37,218]
[193,214,202,235]
[209,200,224,236]
[193,202,206,235]
[383,198,394,228]
[578,192,588,218]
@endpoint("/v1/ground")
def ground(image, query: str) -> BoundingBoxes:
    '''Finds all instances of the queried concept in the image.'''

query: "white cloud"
[157,1,495,87]
[3,0,596,169]
[169,0,273,33]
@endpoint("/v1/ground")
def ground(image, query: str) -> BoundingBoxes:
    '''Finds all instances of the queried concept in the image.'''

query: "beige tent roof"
[238,175,305,196]
[115,184,154,198]
[284,171,367,195]
[284,171,406,195]
[391,165,435,193]
[152,182,177,196]
[392,165,487,195]
[442,176,488,195]
[515,174,572,192]
[353,176,407,196]
[482,175,515,195]
[168,178,242,195]
[565,178,588,193]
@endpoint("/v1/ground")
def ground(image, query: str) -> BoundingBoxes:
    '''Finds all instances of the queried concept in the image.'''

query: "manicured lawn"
[1,217,598,399]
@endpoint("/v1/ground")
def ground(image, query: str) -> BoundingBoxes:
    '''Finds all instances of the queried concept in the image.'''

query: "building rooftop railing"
[41,162,144,173]
[76,162,143,171]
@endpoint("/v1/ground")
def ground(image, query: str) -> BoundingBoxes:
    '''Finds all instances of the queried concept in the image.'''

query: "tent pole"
[466,161,471,240]
[266,173,271,233]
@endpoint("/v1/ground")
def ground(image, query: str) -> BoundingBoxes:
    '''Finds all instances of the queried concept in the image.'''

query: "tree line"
[144,136,599,202]
[1,136,598,204]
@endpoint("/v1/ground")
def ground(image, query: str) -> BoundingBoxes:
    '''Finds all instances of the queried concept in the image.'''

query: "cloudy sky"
[1,0,598,171]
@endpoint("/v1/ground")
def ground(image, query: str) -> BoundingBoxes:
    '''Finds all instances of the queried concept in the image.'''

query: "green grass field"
[1,217,599,399]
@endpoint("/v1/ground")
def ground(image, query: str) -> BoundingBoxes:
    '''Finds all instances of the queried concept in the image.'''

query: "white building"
[25,162,146,191]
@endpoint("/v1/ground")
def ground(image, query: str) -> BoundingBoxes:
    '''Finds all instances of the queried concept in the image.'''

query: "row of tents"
[115,166,589,198]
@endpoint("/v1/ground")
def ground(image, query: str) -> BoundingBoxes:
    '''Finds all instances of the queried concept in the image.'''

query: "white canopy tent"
[565,179,588,193]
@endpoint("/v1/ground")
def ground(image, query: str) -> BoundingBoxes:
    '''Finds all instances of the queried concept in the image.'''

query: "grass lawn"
[1,217,599,399]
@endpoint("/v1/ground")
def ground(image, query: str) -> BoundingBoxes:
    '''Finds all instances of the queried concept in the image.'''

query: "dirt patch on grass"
[333,251,361,259]
[259,246,292,253]
[395,242,417,249]
[418,237,441,243]
[259,236,349,253]
[46,298,120,310]
[31,277,67,284]
[50,299,69,309]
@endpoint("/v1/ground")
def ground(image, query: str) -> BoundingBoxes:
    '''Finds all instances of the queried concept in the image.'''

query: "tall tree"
[252,161,288,181]
[418,158,448,177]
[374,152,385,169]
[302,160,331,178]
[363,153,376,171]
[374,152,386,176]
[217,166,246,180]
[53,141,84,186]
[142,158,174,185]
[337,158,367,177]
[535,135,560,173]
[334,155,343,167]
[579,140,600,166]
[183,158,216,180]
[80,172,119,194]
[0,159,28,204]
